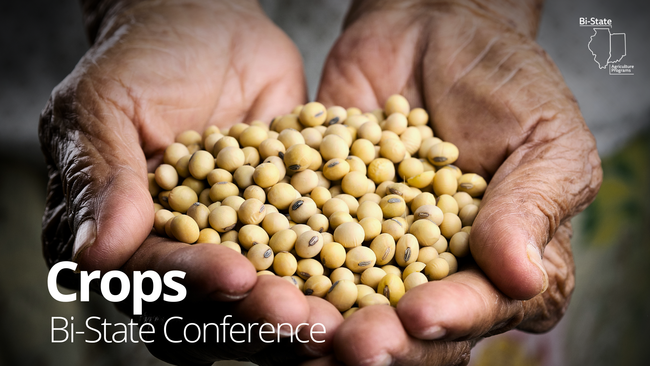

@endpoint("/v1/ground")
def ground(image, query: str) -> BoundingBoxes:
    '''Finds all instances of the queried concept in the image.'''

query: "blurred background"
[0,0,648,365]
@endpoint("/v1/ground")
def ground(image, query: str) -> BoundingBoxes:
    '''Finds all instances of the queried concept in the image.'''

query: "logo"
[579,17,634,75]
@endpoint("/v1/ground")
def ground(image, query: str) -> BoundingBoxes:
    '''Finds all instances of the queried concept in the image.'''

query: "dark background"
[0,0,648,365]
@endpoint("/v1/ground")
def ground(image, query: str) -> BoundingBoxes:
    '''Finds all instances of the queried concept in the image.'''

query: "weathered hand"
[39,0,342,364]
[315,0,602,364]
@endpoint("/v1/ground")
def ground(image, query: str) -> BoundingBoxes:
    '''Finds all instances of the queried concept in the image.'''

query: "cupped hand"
[39,0,343,363]
[315,1,602,364]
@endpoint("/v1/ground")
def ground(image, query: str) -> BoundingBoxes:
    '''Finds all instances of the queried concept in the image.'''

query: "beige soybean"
[407,170,434,189]
[437,194,459,215]
[330,267,354,284]
[326,106,347,125]
[297,258,324,280]
[285,275,305,291]
[377,273,405,307]
[299,102,327,127]
[381,218,406,241]
[322,198,349,218]
[360,267,387,289]
[170,215,200,244]
[380,195,406,218]
[402,262,426,280]
[267,183,295,210]
[291,224,313,238]
[458,173,487,197]
[379,138,406,164]
[307,214,329,233]
[425,257,450,280]
[222,196,245,211]
[453,192,474,210]
[303,275,332,297]
[291,169,318,195]
[449,231,470,258]
[239,225,270,250]
[409,219,441,247]
[197,228,220,244]
[407,107,429,126]
[273,251,298,277]
[148,173,161,197]
[208,205,238,232]
[182,177,206,195]
[154,209,175,235]
[367,158,395,184]
[272,114,302,132]
[328,212,354,230]
[322,158,350,181]
[239,126,267,148]
[359,293,390,308]
[333,222,365,249]
[359,217,382,241]
[253,163,280,189]
[459,204,479,226]
[168,186,198,213]
[320,242,346,269]
[350,139,376,165]
[261,212,290,236]
[413,204,444,225]
[345,246,376,273]
[221,230,239,244]
[258,139,286,160]
[237,198,266,225]
[155,164,179,191]
[440,213,462,238]
[207,168,233,186]
[247,244,274,271]
[428,142,459,166]
[228,123,249,140]
[326,280,358,312]
[433,168,458,196]
[370,234,396,266]
[243,185,265,202]
[269,229,297,253]
[187,202,210,229]
[208,181,239,202]
[384,94,410,116]
[231,165,254,189]
[340,171,367,198]
[295,230,324,259]
[418,247,439,264]
[289,197,318,224]
[355,284,375,305]
[284,144,312,172]
[242,146,261,167]
[357,121,382,144]
[432,235,448,254]
[310,186,332,208]
[395,234,419,267]
[164,143,190,166]
[198,188,211,206]
[320,135,349,161]
[404,272,428,291]
[439,252,458,275]
[176,130,202,146]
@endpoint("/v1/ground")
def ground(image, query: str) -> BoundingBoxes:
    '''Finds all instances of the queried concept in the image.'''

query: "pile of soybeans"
[149,95,486,316]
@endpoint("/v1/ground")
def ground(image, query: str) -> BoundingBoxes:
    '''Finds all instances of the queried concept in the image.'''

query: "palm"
[316,4,600,364]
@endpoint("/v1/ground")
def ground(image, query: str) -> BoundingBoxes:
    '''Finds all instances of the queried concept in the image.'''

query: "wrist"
[81,0,263,44]
[346,0,543,39]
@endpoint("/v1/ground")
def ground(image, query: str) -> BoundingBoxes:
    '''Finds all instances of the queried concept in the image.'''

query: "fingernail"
[527,244,548,294]
[422,325,446,340]
[210,291,249,302]
[365,353,392,366]
[72,220,97,263]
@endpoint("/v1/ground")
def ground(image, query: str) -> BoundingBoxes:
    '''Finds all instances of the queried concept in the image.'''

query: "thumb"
[40,79,153,273]
[470,115,602,299]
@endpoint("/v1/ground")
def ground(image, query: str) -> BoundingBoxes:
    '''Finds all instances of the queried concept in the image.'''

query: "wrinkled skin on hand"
[313,1,602,365]
[39,1,344,364]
